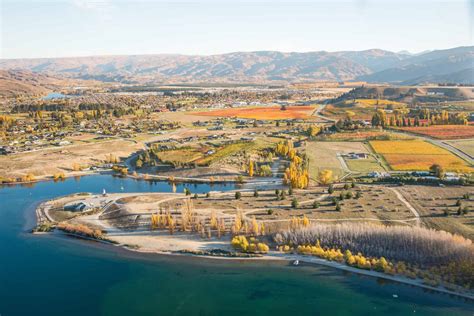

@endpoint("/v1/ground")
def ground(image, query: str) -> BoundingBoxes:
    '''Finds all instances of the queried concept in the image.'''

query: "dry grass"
[446,139,474,158]
[305,141,373,179]
[0,138,146,178]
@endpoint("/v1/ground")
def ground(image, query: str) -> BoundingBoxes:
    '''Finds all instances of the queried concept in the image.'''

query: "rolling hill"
[0,47,472,84]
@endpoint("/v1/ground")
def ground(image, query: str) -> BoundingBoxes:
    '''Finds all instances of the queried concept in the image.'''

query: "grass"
[323,99,407,120]
[306,141,372,180]
[345,157,386,173]
[157,148,204,164]
[369,140,473,172]
[446,139,474,158]
[318,130,411,142]
[195,142,255,166]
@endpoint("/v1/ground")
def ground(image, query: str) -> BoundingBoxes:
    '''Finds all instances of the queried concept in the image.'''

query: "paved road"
[428,139,474,165]
[311,103,336,122]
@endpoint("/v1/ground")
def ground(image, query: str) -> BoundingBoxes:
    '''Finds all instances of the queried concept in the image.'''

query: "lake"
[0,175,472,315]
[42,92,68,100]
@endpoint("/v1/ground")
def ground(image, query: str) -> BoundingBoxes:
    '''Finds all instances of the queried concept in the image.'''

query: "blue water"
[0,175,472,315]
[42,92,68,100]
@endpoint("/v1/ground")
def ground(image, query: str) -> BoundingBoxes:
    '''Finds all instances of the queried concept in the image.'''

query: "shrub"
[313,201,320,209]
[291,198,298,208]
[267,209,274,215]
[235,191,242,200]
[328,184,334,194]
[254,190,259,198]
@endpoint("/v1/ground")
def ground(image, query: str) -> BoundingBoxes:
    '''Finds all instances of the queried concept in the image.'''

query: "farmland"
[370,140,474,172]
[322,98,406,120]
[197,105,316,120]
[398,125,474,140]
[398,186,474,240]
[446,139,474,158]
[317,130,411,142]
[305,141,380,179]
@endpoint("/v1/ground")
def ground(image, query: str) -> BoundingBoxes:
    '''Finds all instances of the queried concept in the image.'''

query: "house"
[368,171,390,178]
[63,201,93,212]
[346,152,369,159]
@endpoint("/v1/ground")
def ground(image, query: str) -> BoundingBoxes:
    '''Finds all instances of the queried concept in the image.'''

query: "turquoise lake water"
[0,175,472,315]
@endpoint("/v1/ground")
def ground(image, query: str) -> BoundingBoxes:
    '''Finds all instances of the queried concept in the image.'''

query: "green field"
[344,157,386,174]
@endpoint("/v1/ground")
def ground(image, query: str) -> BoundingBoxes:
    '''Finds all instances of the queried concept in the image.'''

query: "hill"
[0,47,471,84]
[0,50,409,83]
[360,46,474,84]
[0,70,60,98]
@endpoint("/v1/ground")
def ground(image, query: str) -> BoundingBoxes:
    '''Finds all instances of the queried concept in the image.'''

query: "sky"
[1,0,473,59]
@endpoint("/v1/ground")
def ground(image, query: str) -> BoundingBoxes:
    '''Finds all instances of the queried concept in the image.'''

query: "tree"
[135,159,143,168]
[235,191,242,200]
[302,215,310,227]
[248,160,254,177]
[253,189,259,198]
[184,188,191,196]
[280,191,286,200]
[328,184,334,194]
[313,201,320,209]
[429,164,445,178]
[319,169,333,185]
[291,197,298,208]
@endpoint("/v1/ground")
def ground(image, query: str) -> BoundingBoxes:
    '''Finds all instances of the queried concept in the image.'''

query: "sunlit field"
[370,140,473,172]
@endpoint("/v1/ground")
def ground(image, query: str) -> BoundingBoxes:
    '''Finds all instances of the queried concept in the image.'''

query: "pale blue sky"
[1,0,473,59]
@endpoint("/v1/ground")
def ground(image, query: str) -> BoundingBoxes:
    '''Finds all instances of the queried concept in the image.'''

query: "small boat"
[293,260,299,266]
[392,294,398,298]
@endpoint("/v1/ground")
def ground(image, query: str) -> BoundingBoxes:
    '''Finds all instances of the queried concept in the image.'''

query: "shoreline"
[39,228,474,301]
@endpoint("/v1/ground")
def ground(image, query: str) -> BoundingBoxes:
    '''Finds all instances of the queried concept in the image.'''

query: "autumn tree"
[318,169,333,185]
[248,160,254,177]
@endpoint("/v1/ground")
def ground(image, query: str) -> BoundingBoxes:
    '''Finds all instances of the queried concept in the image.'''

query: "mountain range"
[0,46,472,85]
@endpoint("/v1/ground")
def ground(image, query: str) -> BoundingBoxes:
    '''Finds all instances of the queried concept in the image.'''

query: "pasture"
[305,141,376,180]
[446,139,474,158]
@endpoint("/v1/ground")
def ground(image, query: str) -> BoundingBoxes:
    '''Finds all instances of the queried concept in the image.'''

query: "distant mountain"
[0,47,472,84]
[360,46,473,84]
